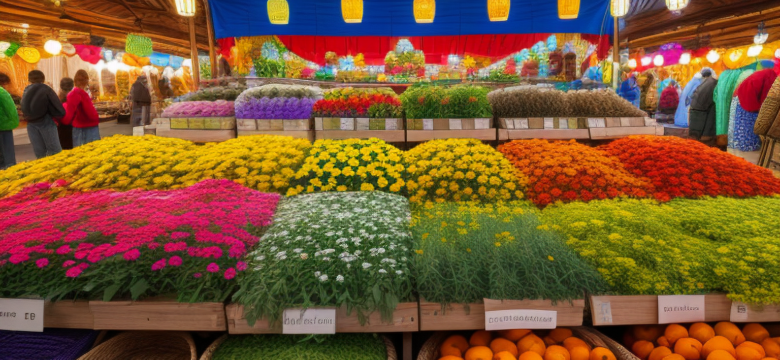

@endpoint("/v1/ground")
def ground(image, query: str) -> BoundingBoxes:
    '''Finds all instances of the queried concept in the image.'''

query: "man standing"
[689,68,719,143]
[21,70,64,159]
[0,72,19,168]
[130,75,152,126]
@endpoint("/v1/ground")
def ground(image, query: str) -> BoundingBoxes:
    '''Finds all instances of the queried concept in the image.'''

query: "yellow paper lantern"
[414,0,435,23]
[611,0,629,17]
[665,0,689,11]
[558,0,580,19]
[342,0,363,23]
[174,0,196,16]
[16,47,40,64]
[267,0,290,25]
[724,47,746,69]
[488,0,510,22]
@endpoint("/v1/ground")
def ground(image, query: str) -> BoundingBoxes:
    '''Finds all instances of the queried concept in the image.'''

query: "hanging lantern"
[16,47,41,64]
[665,0,689,11]
[44,39,62,55]
[706,50,720,64]
[342,0,363,23]
[653,55,664,67]
[488,0,510,22]
[679,52,691,65]
[628,59,637,69]
[611,0,629,17]
[640,56,652,66]
[267,0,290,25]
[413,0,435,23]
[174,0,196,16]
[754,21,768,45]
[558,0,580,19]
[747,45,763,58]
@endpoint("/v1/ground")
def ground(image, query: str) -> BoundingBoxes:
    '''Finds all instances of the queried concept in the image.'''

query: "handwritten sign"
[0,298,44,332]
[590,297,613,325]
[282,308,336,334]
[658,295,705,324]
[485,309,557,330]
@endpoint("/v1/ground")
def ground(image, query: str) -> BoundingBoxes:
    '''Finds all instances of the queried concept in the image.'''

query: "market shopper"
[56,77,74,150]
[130,75,152,126]
[688,68,719,142]
[0,72,19,169]
[21,70,64,159]
[62,70,100,147]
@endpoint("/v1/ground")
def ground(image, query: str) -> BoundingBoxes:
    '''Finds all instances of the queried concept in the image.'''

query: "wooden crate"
[589,126,662,140]
[44,300,93,329]
[407,129,496,142]
[226,302,418,334]
[730,302,780,323]
[237,130,314,141]
[155,129,236,143]
[590,294,732,326]
[419,299,585,331]
[315,130,405,142]
[89,300,226,331]
[506,129,590,140]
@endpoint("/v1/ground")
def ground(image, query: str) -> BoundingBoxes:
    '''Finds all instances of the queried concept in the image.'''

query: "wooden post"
[202,0,218,78]
[188,17,200,90]
[613,16,620,89]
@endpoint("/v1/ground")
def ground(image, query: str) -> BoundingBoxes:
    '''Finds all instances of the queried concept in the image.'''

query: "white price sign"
[282,308,336,334]
[0,298,44,332]
[658,295,705,324]
[485,309,557,330]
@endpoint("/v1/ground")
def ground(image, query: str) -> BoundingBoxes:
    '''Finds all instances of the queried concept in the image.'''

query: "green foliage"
[400,84,492,119]
[234,192,414,327]
[540,196,780,304]
[177,86,247,102]
[412,202,607,304]
[486,68,519,82]
[367,102,402,118]
[253,57,286,78]
[213,334,387,360]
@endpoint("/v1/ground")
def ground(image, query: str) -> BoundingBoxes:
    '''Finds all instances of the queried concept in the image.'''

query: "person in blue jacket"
[619,73,641,108]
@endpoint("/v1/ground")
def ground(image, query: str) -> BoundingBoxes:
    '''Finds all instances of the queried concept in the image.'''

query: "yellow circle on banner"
[723,47,747,69]
[16,47,40,64]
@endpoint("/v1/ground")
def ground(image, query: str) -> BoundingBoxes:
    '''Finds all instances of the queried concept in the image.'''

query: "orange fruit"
[658,337,671,348]
[441,357,465,360]
[708,350,737,360]
[665,324,689,346]
[520,351,545,360]
[772,339,780,346]
[715,323,746,346]
[500,330,533,342]
[466,346,494,360]
[549,329,574,344]
[590,347,617,360]
[634,326,664,342]
[662,355,687,360]
[632,340,655,360]
[737,342,766,360]
[649,346,673,360]
[675,338,703,360]
[518,334,547,357]
[545,346,571,360]
[494,351,518,360]
[442,335,470,357]
[691,323,717,344]
[472,331,494,347]
[568,345,590,360]
[763,338,780,358]
[744,324,771,344]
[491,338,519,357]
[564,337,592,351]
[704,336,738,358]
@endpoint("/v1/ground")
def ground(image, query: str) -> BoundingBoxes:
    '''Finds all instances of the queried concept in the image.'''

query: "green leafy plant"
[213,334,387,360]
[400,84,492,119]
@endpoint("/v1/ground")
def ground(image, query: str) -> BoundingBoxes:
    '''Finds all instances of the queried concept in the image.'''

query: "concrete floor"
[12,120,134,163]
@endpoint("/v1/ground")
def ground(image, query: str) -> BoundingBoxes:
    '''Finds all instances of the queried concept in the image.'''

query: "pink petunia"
[147,242,160,250]
[55,245,71,255]
[170,232,190,240]
[224,267,236,280]
[9,254,29,264]
[62,260,76,268]
[65,266,83,278]
[236,261,248,271]
[163,242,187,253]
[36,258,49,268]
[64,230,88,242]
[151,258,167,271]
[193,273,202,278]
[206,263,219,273]
[168,256,183,267]
[123,249,140,261]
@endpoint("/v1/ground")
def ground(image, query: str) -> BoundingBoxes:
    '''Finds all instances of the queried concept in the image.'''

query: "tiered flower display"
[404,139,525,204]
[235,192,413,325]
[602,136,780,201]
[498,139,655,206]
[413,202,606,305]
[234,84,322,119]
[286,138,405,196]
[0,180,281,302]
[161,100,235,117]
[400,85,492,119]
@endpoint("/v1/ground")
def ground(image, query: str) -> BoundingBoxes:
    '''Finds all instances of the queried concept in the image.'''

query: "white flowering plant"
[234,191,414,327]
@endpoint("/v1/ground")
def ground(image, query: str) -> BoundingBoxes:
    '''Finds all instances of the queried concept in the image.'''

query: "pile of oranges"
[626,323,779,360]
[438,328,617,360]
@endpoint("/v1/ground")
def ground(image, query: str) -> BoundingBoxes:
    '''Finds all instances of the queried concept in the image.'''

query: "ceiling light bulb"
[653,55,664,67]
[641,56,652,66]
[628,59,637,69]
[706,50,720,64]
[747,45,763,58]
[44,40,62,55]
[679,53,691,65]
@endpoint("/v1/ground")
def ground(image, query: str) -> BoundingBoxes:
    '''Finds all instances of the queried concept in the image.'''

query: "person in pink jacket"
[62,69,100,147]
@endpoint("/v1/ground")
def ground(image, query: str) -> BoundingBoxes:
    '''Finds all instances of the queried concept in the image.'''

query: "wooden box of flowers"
[234,84,322,141]
[152,100,237,142]
[312,88,405,143]
[401,84,495,142]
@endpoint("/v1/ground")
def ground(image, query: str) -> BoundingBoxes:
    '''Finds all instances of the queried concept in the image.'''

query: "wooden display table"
[419,299,585,331]
[589,294,731,326]
[89,300,226,331]
[43,300,93,329]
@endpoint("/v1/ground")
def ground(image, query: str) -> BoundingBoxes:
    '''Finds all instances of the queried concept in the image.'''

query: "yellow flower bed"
[404,138,526,204]
[0,135,310,196]
[286,138,405,196]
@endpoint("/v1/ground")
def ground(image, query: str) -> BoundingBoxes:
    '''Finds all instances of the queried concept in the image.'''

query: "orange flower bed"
[602,136,780,201]
[498,139,655,206]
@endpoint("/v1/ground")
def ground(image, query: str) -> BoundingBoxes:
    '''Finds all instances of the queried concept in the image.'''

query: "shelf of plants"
[400,85,496,142]
[1,133,780,338]
[313,87,405,143]
[234,84,322,141]
[152,95,237,142]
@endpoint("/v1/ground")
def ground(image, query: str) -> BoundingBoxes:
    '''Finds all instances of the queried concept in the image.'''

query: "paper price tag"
[591,297,613,325]
[282,308,336,334]
[449,119,463,130]
[422,119,434,130]
[485,309,557,330]
[658,295,705,324]
[0,298,44,332]
[516,119,529,129]
[340,118,354,131]
[543,118,555,129]
[731,302,749,322]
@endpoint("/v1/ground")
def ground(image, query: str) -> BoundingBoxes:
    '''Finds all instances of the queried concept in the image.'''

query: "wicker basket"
[199,334,397,360]
[417,327,638,360]
[0,328,99,360]
[77,331,196,360]
[755,78,780,136]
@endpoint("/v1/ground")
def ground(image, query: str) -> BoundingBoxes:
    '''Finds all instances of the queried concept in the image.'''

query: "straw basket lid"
[200,334,397,360]
[77,331,196,360]
[0,328,98,360]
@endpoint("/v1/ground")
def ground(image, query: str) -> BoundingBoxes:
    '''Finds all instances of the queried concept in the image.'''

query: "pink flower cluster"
[0,179,280,283]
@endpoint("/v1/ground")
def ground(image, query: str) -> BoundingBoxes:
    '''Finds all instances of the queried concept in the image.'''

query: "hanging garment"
[675,74,703,127]
[736,69,778,112]
[689,76,718,140]
[726,70,755,149]
[713,70,742,136]
[732,103,762,151]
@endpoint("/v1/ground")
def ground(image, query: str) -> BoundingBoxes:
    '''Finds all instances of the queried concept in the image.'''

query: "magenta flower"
[206,263,219,273]
[151,258,167,271]
[193,273,202,278]
[56,245,71,255]
[236,261,248,271]
[52,179,68,188]
[64,230,88,242]
[168,256,183,267]
[147,242,160,250]
[36,258,49,268]
[123,249,140,261]
[62,260,76,268]
[9,254,29,264]
[224,267,236,280]
[164,242,187,253]
[170,232,190,240]
[65,266,83,278]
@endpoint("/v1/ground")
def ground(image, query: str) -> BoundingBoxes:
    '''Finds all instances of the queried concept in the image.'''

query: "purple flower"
[168,256,183,267]
[206,263,219,273]
[123,249,140,261]
[151,258,167,271]
[36,258,49,268]
[236,261,248,271]
[224,267,236,280]
[62,260,76,268]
